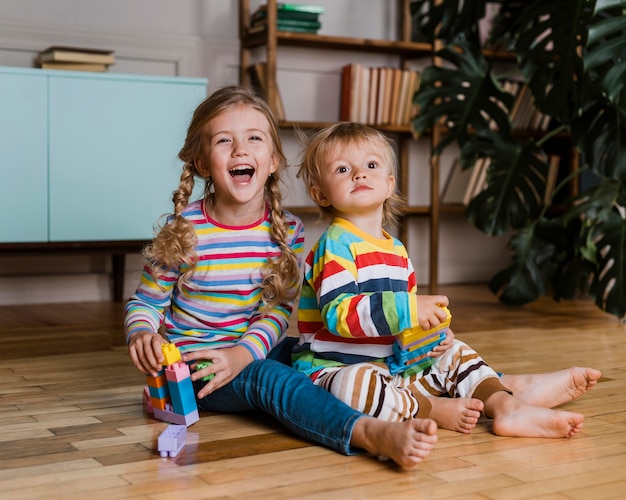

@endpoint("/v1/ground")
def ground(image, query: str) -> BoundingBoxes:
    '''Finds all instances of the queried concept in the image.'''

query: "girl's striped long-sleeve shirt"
[292,217,420,378]
[125,199,304,361]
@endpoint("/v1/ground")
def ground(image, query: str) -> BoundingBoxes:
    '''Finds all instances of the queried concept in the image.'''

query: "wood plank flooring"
[1,285,625,499]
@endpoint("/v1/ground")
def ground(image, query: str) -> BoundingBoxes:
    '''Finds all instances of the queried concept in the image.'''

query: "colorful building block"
[158,424,187,458]
[144,343,199,427]
[387,307,452,376]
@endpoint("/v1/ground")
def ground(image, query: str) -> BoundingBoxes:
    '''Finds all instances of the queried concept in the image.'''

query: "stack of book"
[340,63,421,127]
[503,79,551,131]
[36,46,115,72]
[250,3,324,34]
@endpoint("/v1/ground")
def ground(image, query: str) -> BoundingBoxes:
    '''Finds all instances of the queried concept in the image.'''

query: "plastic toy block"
[387,307,452,377]
[161,343,182,366]
[396,307,452,349]
[154,406,199,426]
[141,344,199,427]
[165,361,192,383]
[158,424,187,458]
[392,332,447,365]
[143,387,154,414]
[168,379,197,416]
[195,360,215,381]
[148,383,169,401]
[146,370,167,388]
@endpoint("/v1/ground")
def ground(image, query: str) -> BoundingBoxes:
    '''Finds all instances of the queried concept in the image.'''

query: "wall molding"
[0,17,202,76]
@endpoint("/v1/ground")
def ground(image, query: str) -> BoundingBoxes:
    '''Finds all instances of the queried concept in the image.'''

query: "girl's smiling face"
[196,104,278,224]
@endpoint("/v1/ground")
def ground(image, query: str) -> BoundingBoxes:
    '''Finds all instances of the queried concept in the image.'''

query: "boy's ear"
[387,174,396,198]
[309,184,331,207]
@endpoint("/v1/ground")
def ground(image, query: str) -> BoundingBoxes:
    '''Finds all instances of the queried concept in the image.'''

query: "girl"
[124,86,438,468]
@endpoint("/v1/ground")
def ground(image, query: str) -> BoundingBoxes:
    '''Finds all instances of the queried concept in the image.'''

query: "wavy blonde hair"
[297,122,404,226]
[144,85,300,311]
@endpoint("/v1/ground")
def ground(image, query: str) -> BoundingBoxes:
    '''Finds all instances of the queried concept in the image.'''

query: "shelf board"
[279,120,417,135]
[242,30,433,57]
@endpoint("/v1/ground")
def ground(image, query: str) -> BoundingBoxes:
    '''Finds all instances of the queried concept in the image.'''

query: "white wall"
[0,0,509,304]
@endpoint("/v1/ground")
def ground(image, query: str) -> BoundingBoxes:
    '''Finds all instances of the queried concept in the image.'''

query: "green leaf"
[515,0,595,123]
[466,140,549,236]
[413,36,514,153]
[410,0,487,43]
[589,207,626,319]
[571,100,626,180]
[488,222,557,305]
[585,5,626,112]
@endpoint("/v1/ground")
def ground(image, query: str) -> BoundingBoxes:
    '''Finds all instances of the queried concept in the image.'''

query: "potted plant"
[410,0,626,320]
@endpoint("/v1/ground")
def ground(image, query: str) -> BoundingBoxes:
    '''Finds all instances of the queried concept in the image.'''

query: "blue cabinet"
[0,70,48,242]
[0,66,208,243]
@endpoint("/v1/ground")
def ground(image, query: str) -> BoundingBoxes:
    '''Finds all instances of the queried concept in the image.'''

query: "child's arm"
[125,265,178,375]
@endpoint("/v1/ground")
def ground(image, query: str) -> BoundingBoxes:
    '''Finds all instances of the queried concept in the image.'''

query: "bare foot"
[486,392,584,438]
[352,417,438,468]
[501,367,602,408]
[428,397,484,434]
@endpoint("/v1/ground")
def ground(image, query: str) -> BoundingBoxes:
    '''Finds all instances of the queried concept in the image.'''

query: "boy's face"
[310,140,395,220]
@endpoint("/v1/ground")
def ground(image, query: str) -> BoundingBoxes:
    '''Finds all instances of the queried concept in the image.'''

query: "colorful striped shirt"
[125,199,304,361]
[292,217,420,377]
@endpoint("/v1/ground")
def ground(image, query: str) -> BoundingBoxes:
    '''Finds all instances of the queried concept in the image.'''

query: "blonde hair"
[144,85,300,310]
[297,122,404,225]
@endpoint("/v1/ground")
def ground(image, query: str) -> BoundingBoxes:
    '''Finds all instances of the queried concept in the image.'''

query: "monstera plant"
[410,0,626,320]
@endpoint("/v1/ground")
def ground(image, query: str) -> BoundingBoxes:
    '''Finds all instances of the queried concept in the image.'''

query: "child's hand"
[184,345,254,399]
[128,330,167,377]
[429,328,455,357]
[416,294,449,330]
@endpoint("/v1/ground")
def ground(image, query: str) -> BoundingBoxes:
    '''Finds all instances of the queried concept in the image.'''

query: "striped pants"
[312,339,509,422]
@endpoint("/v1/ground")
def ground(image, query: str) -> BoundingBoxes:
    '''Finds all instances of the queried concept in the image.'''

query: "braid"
[260,173,301,312]
[144,162,198,285]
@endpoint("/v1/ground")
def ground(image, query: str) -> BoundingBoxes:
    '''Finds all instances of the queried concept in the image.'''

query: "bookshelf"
[238,0,446,290]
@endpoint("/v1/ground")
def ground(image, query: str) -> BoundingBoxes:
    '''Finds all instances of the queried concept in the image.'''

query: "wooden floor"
[1,284,625,499]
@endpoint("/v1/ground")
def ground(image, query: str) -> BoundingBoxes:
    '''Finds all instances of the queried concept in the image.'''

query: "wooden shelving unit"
[238,0,443,290]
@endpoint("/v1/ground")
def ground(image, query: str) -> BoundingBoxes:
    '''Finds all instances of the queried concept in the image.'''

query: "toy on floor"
[144,343,199,426]
[387,307,452,376]
[158,424,187,458]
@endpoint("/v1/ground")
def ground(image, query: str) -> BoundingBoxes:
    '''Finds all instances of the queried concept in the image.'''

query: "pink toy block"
[143,387,154,414]
[158,424,187,458]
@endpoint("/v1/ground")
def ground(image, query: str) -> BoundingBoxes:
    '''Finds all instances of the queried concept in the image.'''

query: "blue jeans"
[192,337,363,455]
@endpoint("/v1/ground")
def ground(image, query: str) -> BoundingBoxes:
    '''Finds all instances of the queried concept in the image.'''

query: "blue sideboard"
[0,66,208,300]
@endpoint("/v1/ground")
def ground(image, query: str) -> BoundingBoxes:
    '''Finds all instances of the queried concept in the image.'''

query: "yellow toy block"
[161,343,182,366]
[396,307,452,350]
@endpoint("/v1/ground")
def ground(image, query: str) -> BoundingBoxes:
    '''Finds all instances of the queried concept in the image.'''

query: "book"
[544,155,560,205]
[441,158,474,204]
[39,62,109,72]
[367,67,379,125]
[38,46,115,65]
[252,3,325,23]
[247,63,286,121]
[358,67,370,124]
[251,18,322,33]
[402,71,421,125]
[387,68,402,125]
[375,67,389,125]
[463,157,490,205]
[340,63,355,121]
